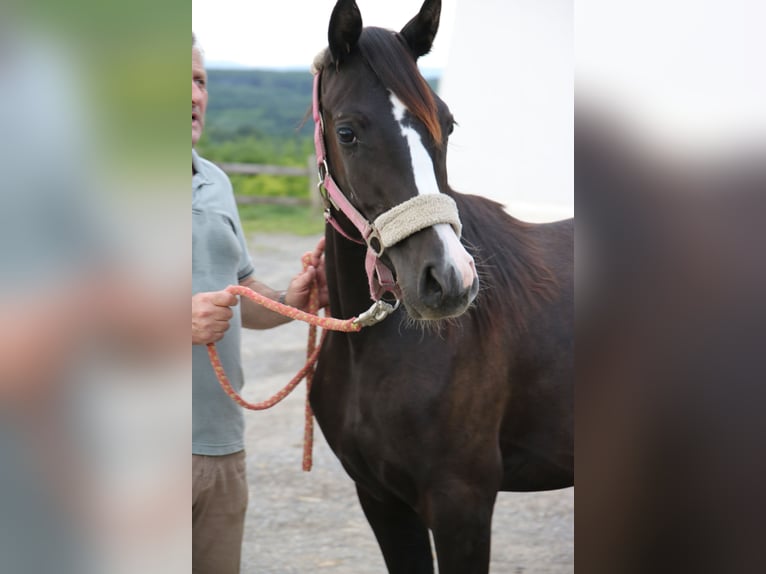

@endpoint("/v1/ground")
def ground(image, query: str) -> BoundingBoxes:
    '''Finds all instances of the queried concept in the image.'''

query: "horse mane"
[313,27,442,146]
[452,191,562,334]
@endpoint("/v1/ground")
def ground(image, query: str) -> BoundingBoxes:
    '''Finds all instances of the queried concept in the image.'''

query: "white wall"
[438,0,573,222]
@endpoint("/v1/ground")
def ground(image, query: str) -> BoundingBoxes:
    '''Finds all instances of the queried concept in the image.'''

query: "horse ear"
[328,0,363,68]
[400,0,441,59]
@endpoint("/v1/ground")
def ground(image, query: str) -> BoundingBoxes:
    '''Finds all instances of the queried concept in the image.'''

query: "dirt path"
[239,233,573,573]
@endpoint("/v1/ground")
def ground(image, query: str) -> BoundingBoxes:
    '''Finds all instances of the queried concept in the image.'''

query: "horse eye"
[336,126,357,145]
[447,120,456,136]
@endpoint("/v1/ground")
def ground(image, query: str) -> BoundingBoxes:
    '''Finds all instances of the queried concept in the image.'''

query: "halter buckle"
[353,299,400,328]
[317,161,339,211]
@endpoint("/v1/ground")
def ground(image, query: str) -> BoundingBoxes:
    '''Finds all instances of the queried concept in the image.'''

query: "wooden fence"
[216,156,322,212]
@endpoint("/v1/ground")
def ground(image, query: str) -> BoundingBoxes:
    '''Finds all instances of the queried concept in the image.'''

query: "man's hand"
[284,237,329,312]
[192,290,238,345]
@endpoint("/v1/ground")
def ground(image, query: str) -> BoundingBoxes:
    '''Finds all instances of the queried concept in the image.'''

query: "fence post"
[308,154,322,215]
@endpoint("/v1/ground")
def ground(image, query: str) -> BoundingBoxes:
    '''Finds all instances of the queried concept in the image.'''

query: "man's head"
[192,33,207,147]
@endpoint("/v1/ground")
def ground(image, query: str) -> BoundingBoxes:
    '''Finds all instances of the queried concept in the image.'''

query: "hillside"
[202,68,314,144]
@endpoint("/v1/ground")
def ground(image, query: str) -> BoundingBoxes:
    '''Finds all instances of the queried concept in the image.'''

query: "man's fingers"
[291,267,315,295]
[314,236,326,255]
[192,315,231,345]
[304,266,317,288]
[211,318,231,335]
[308,237,326,267]
[210,290,238,307]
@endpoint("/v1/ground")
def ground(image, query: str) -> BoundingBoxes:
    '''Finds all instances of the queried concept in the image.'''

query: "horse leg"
[355,484,434,574]
[426,482,497,574]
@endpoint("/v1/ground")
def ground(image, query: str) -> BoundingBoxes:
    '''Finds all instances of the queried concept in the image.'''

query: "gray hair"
[192,32,205,62]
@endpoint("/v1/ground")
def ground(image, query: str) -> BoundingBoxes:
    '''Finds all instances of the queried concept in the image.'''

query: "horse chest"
[315,361,415,446]
[315,338,446,457]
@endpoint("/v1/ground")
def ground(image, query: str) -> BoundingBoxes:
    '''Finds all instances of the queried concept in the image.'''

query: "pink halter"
[313,72,401,301]
[312,70,463,303]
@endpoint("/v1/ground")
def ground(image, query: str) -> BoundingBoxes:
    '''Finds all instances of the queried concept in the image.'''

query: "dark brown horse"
[310,1,573,572]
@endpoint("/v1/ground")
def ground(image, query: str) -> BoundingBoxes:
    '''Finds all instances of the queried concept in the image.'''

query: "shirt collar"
[192,149,211,187]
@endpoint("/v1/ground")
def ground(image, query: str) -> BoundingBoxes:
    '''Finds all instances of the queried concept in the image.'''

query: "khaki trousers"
[192,451,249,574]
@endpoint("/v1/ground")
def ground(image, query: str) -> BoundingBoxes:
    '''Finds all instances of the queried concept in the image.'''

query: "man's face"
[192,49,207,147]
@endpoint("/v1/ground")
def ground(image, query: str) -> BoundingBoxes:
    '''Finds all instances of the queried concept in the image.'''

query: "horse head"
[313,0,479,321]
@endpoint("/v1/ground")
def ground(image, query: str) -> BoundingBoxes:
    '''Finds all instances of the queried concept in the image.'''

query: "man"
[192,33,326,573]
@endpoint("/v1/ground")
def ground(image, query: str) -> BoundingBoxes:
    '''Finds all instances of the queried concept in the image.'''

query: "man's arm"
[237,276,291,329]
[240,238,328,330]
[192,238,328,337]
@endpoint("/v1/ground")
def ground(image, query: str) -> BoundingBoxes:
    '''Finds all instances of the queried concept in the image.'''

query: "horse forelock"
[356,28,442,146]
[358,27,442,147]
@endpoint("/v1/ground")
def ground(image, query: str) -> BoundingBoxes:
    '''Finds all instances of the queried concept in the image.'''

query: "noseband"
[312,70,463,302]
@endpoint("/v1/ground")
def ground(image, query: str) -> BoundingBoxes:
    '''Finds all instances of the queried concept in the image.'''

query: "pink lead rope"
[207,255,400,471]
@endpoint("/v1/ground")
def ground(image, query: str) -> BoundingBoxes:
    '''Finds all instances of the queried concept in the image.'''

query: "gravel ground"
[238,233,574,573]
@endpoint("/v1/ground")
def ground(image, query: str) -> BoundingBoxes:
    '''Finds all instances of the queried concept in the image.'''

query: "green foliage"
[197,135,313,168]
[230,174,309,199]
[238,204,325,236]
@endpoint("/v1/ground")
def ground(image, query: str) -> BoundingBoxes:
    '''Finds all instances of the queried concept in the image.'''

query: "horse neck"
[456,191,565,335]
[324,227,377,320]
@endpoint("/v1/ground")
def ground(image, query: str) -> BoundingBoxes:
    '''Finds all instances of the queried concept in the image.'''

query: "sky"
[192,0,456,71]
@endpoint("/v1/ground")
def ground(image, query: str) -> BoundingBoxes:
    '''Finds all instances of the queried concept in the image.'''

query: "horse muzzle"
[389,223,479,320]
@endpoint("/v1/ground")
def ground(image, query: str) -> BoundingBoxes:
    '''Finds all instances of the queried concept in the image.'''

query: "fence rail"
[216,156,322,212]
[217,162,310,177]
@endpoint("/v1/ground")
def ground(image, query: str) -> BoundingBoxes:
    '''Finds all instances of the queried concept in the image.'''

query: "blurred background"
[576,1,766,573]
[1,0,188,572]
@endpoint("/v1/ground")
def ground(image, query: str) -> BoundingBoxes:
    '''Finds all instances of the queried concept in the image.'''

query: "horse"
[309,1,573,572]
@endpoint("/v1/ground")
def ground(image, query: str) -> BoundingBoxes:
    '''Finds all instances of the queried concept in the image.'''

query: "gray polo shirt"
[192,150,254,455]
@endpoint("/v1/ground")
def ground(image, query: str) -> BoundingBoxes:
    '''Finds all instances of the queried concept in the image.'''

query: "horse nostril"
[420,265,445,308]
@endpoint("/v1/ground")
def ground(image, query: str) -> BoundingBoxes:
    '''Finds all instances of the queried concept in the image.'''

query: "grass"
[238,203,325,236]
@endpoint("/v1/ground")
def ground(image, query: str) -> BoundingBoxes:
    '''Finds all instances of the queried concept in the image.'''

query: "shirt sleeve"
[230,196,254,283]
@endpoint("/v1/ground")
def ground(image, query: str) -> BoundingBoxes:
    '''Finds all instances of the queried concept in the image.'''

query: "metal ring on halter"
[366,227,385,257]
[317,159,329,185]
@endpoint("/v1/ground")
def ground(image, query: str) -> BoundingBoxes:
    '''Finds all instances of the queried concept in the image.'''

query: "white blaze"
[389,94,441,196]
[389,93,477,291]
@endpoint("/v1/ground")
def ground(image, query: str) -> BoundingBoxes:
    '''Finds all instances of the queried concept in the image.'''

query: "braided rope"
[206,253,361,471]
